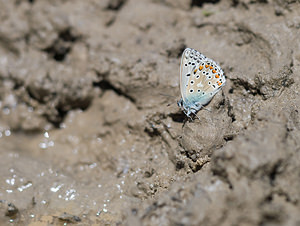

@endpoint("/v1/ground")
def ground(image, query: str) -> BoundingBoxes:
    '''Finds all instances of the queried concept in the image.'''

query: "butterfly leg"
[185,109,194,121]
[193,112,201,121]
[178,99,192,120]
[193,104,202,120]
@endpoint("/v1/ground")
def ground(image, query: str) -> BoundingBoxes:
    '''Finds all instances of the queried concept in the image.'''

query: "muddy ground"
[0,0,300,225]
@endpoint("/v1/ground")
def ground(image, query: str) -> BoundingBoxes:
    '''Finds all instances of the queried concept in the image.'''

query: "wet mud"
[0,0,300,225]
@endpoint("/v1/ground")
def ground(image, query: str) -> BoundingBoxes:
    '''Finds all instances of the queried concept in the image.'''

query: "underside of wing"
[180,48,207,103]
[182,49,226,106]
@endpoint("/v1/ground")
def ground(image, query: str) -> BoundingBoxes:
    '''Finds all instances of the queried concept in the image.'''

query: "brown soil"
[0,0,300,225]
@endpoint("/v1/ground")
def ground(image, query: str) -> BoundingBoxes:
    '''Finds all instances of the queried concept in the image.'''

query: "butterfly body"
[178,48,226,118]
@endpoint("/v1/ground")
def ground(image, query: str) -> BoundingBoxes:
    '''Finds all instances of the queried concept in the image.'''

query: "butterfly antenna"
[159,93,178,107]
[158,93,176,98]
[202,106,211,112]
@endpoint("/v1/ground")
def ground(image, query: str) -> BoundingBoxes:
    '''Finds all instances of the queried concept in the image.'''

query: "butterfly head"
[177,98,202,118]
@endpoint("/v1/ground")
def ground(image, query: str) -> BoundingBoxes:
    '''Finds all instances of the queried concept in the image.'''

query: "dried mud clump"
[0,0,300,225]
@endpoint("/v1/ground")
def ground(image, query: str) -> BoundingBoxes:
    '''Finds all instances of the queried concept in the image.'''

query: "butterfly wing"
[180,48,226,108]
[180,48,207,104]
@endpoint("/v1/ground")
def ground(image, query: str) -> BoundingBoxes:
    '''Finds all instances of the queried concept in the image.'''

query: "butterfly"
[177,48,226,118]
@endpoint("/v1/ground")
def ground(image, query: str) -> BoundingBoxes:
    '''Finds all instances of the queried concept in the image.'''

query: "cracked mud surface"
[0,0,300,225]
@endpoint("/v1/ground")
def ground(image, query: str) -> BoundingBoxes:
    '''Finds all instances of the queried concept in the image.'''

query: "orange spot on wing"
[194,69,198,73]
[199,65,203,70]
[215,74,220,78]
[210,66,213,69]
[212,70,216,73]
[205,64,209,68]
[217,81,222,86]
